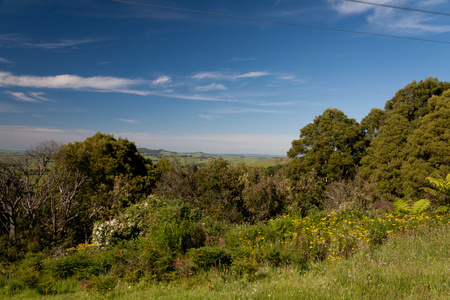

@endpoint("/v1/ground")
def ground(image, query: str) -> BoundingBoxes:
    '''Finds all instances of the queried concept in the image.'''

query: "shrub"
[231,259,259,277]
[324,174,383,212]
[187,247,232,269]
[89,274,118,294]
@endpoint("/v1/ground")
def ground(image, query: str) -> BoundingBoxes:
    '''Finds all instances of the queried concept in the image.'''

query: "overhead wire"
[110,0,450,44]
[344,0,450,17]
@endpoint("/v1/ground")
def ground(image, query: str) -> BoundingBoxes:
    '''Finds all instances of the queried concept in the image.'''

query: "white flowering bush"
[91,197,156,246]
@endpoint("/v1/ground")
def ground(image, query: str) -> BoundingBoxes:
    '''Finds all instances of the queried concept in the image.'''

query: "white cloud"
[192,71,270,80]
[212,107,288,114]
[0,34,105,50]
[368,11,450,34]
[5,91,40,103]
[31,38,102,50]
[330,0,450,34]
[119,118,140,124]
[198,114,219,121]
[260,101,298,106]
[278,74,307,84]
[29,92,52,101]
[0,71,144,92]
[192,72,225,80]
[194,83,227,92]
[152,75,172,85]
[236,71,269,78]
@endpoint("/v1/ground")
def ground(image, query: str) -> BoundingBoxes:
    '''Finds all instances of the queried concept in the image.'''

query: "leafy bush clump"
[187,247,232,269]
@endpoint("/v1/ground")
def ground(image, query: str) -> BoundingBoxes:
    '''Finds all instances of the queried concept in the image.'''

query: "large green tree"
[288,108,366,181]
[55,132,156,241]
[401,90,450,196]
[361,78,450,199]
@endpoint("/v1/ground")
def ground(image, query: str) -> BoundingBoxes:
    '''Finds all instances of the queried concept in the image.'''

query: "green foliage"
[362,79,450,199]
[361,108,386,140]
[394,198,430,214]
[324,173,385,212]
[156,158,294,223]
[423,173,450,198]
[288,168,326,214]
[53,132,157,244]
[384,77,450,121]
[360,114,412,198]
[241,167,292,222]
[288,108,366,180]
[187,247,232,269]
[89,274,117,294]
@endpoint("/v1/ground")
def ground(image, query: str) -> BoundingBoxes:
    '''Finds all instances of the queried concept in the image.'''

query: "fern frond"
[435,205,449,214]
[411,199,430,214]
[421,186,438,196]
[425,174,450,196]
[394,198,411,213]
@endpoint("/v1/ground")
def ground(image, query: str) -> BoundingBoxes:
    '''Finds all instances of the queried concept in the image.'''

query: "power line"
[110,0,450,44]
[344,0,450,17]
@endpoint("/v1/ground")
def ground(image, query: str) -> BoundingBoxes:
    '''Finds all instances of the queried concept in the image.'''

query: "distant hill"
[137,148,177,156]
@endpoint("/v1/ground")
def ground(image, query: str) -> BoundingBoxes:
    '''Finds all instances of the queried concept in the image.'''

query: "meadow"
[1,200,449,299]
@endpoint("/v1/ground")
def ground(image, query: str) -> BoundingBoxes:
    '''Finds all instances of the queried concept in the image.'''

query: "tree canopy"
[288,108,366,181]
[361,78,450,199]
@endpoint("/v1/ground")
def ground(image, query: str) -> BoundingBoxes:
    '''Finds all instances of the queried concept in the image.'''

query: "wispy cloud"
[119,118,140,124]
[152,75,172,85]
[5,91,40,103]
[0,34,105,50]
[0,71,240,101]
[192,71,270,80]
[259,101,299,106]
[329,0,450,34]
[0,57,13,64]
[157,92,236,102]
[212,107,288,114]
[0,71,144,92]
[236,71,269,78]
[29,92,52,102]
[5,91,53,103]
[192,72,227,80]
[194,83,227,92]
[30,38,104,50]
[198,114,219,121]
[278,74,307,84]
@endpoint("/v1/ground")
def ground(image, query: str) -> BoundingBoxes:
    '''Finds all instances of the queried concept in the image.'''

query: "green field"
[139,148,289,167]
[0,149,26,157]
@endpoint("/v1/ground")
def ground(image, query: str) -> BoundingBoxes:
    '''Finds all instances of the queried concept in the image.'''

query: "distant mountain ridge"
[137,148,283,158]
[137,148,177,156]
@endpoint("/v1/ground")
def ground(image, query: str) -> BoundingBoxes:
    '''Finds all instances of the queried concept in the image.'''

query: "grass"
[4,213,450,299]
[141,153,289,167]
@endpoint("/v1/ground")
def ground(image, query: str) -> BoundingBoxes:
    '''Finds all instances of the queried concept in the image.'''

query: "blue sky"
[1,0,450,154]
